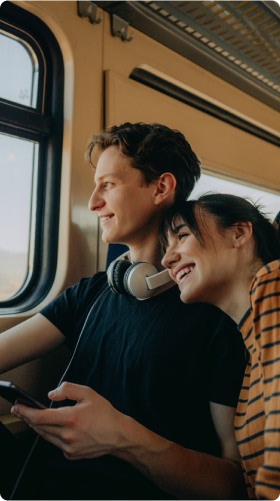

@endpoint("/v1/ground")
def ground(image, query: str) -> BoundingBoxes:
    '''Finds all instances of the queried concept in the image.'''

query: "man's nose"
[88,187,105,212]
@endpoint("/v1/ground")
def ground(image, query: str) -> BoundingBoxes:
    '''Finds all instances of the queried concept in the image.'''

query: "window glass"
[191,173,280,220]
[0,134,38,300]
[0,2,63,312]
[0,31,38,107]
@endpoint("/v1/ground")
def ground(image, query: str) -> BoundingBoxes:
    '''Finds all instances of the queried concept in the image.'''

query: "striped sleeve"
[250,260,280,500]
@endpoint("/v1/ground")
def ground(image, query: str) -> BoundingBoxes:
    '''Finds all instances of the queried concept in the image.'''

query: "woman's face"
[161,210,238,307]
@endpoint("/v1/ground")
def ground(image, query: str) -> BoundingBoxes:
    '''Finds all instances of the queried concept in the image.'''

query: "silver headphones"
[107,252,172,300]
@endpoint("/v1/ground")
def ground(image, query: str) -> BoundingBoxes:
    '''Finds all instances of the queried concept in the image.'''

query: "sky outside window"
[0,31,38,107]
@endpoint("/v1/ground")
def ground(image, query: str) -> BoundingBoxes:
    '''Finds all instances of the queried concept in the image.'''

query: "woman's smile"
[174,264,195,284]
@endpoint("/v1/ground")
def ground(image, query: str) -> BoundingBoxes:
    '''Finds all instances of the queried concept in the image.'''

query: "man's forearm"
[12,383,247,498]
[113,415,247,500]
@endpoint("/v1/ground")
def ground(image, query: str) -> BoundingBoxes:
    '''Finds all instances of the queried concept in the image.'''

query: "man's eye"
[103,182,113,189]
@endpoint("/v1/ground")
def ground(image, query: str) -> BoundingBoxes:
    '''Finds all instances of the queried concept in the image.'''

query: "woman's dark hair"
[160,193,280,265]
[85,122,201,201]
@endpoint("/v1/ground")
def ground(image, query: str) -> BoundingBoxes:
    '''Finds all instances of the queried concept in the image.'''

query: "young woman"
[161,193,280,500]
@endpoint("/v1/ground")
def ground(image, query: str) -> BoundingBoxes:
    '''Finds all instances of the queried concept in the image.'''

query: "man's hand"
[11,381,127,460]
[11,381,247,499]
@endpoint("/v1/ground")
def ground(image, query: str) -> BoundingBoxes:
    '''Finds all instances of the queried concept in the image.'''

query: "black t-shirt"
[15,272,246,500]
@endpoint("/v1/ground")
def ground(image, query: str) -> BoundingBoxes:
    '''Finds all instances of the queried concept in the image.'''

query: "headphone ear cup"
[124,262,159,299]
[107,258,162,299]
[107,259,132,295]
[123,263,138,296]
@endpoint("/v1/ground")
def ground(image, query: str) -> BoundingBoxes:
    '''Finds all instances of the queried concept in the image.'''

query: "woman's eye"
[103,182,113,189]
[178,232,189,241]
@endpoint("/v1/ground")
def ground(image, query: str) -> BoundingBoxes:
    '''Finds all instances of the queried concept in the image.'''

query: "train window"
[0,134,38,301]
[0,3,63,313]
[192,173,280,221]
[0,31,38,107]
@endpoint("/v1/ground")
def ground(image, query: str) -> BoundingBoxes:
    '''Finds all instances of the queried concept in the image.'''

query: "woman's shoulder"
[255,259,280,281]
[250,259,280,301]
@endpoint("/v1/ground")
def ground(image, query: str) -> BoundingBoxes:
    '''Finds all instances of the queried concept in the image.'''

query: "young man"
[0,123,247,499]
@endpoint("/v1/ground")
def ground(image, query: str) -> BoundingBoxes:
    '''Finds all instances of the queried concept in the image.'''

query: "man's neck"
[129,246,163,271]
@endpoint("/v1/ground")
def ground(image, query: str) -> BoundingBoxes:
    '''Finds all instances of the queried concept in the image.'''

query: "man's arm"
[113,399,247,500]
[12,382,247,500]
[0,314,65,374]
[116,413,246,500]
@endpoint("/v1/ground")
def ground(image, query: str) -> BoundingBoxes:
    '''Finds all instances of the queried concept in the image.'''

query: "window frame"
[0,1,64,314]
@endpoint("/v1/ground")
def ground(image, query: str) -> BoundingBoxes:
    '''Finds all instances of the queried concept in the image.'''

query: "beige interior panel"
[105,70,280,192]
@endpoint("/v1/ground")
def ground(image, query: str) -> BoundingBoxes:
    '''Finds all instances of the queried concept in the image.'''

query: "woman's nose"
[161,247,179,269]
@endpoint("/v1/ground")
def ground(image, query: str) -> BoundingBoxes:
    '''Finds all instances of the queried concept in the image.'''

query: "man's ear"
[232,221,253,247]
[154,173,176,205]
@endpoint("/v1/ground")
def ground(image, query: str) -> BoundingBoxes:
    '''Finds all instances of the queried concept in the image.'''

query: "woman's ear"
[232,222,253,248]
[154,173,177,205]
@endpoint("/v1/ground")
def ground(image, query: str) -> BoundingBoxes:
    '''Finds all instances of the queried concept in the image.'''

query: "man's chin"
[101,230,111,243]
[102,233,121,245]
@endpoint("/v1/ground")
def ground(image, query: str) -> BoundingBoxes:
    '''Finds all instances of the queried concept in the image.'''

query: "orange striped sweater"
[235,259,280,500]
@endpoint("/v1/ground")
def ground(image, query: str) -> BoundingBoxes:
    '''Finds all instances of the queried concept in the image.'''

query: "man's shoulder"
[158,287,237,330]
[168,289,233,317]
[74,271,108,292]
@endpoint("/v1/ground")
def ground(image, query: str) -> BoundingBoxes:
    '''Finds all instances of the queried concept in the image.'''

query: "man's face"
[88,146,160,247]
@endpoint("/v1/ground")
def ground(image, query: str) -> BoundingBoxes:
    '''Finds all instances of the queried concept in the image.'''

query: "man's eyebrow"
[95,173,122,182]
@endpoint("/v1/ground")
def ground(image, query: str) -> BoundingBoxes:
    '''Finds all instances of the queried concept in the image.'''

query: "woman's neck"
[223,289,251,324]
[220,259,264,324]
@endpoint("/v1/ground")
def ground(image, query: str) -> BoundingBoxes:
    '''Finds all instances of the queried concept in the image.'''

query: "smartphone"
[0,381,46,409]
